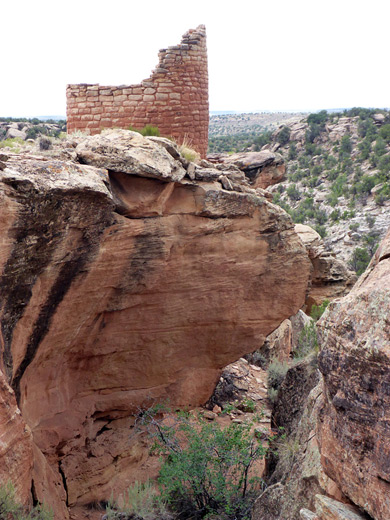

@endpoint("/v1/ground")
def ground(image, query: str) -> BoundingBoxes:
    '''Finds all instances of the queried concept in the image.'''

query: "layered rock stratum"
[0,130,311,517]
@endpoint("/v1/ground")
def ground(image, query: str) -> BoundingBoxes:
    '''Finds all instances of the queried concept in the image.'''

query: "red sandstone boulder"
[0,132,311,513]
[317,228,390,520]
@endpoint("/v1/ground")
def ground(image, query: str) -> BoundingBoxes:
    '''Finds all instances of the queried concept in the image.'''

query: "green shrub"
[286,183,301,201]
[294,321,318,359]
[288,142,297,160]
[378,154,390,176]
[379,124,390,143]
[315,209,328,225]
[310,300,329,321]
[0,137,24,151]
[358,137,372,160]
[339,135,352,156]
[373,137,386,158]
[179,143,200,163]
[267,360,289,401]
[130,124,161,137]
[140,407,265,519]
[358,117,377,138]
[326,192,339,206]
[273,435,300,471]
[351,174,376,197]
[375,183,390,205]
[324,155,338,170]
[314,224,327,238]
[348,247,371,275]
[362,229,380,256]
[105,480,171,520]
[0,482,53,520]
[253,131,272,150]
[307,110,328,125]
[278,126,291,145]
[26,126,48,140]
[251,351,268,369]
[238,398,256,413]
[330,209,340,222]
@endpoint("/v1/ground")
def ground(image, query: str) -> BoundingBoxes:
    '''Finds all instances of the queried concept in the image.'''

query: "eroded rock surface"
[317,229,390,520]
[295,224,356,310]
[208,150,285,189]
[0,130,311,514]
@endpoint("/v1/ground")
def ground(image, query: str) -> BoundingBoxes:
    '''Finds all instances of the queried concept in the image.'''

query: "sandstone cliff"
[0,130,311,516]
[317,228,390,520]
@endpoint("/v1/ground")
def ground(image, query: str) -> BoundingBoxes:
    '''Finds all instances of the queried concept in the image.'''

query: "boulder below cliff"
[0,130,311,515]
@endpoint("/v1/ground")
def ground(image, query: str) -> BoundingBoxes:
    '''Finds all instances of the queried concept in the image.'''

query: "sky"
[2,0,389,117]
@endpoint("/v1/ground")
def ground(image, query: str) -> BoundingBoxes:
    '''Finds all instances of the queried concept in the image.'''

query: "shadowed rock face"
[215,150,286,189]
[295,224,356,311]
[0,130,311,514]
[317,229,390,520]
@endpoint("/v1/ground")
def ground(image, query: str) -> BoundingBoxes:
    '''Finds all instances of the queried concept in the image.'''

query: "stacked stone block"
[66,25,209,157]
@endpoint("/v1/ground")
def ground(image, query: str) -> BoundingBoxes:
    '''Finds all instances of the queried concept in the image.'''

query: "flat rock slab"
[76,129,186,182]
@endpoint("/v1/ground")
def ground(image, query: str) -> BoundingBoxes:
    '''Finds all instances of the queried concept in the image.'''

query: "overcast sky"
[2,0,389,117]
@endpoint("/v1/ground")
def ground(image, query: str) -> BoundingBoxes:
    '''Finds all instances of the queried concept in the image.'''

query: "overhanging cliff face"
[0,130,311,513]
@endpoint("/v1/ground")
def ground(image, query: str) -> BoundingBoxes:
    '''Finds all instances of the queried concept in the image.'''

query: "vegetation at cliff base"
[0,482,53,520]
[104,481,172,520]
[117,405,266,520]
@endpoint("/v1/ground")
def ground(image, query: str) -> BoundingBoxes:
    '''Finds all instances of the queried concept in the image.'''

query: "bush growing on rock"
[278,126,290,145]
[348,247,371,275]
[310,300,329,321]
[104,480,172,520]
[137,405,266,519]
[267,360,289,403]
[294,322,319,359]
[129,124,161,137]
[0,482,53,520]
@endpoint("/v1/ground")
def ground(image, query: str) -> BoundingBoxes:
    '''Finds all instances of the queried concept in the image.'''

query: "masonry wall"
[66,25,209,157]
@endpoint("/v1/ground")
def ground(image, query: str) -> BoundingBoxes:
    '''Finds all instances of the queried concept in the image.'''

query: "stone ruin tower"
[66,25,209,157]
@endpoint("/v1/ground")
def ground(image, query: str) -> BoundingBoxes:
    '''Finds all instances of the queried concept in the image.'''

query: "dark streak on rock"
[12,233,92,402]
[107,222,165,310]
[0,186,66,380]
[0,179,114,399]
